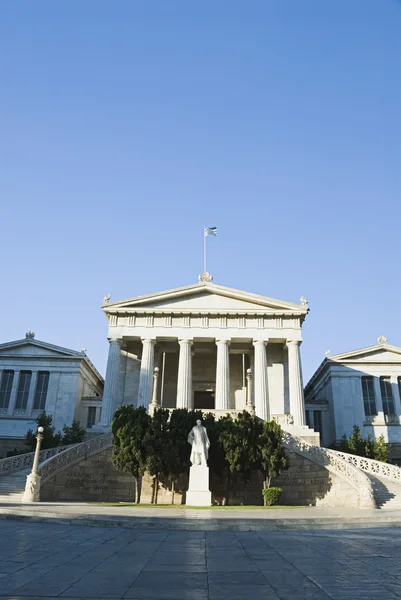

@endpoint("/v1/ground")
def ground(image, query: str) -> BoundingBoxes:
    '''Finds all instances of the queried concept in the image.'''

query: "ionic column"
[215,340,230,410]
[176,339,193,409]
[99,339,122,426]
[286,340,306,426]
[138,339,156,408]
[253,340,269,420]
[7,370,20,416]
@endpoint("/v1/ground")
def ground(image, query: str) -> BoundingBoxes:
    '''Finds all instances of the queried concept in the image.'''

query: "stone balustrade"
[0,445,75,476]
[329,449,401,483]
[38,433,112,485]
[282,431,376,509]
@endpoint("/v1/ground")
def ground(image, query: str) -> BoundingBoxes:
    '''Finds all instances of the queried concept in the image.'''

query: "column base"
[22,473,41,503]
[186,465,212,506]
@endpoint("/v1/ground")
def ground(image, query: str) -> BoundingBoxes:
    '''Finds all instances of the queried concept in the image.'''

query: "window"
[380,377,395,416]
[313,410,323,437]
[16,371,32,410]
[0,371,14,409]
[361,376,377,416]
[33,372,49,410]
[86,407,97,429]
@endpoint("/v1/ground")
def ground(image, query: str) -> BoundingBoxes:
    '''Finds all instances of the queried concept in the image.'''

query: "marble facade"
[0,333,104,456]
[305,337,401,460]
[98,280,311,432]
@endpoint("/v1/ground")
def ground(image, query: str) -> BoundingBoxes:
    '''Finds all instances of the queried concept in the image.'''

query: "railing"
[282,431,376,509]
[330,449,401,483]
[0,445,75,476]
[364,415,401,425]
[38,433,112,485]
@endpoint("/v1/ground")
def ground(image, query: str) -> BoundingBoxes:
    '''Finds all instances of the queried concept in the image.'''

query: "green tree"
[217,412,258,504]
[339,425,389,463]
[255,419,288,501]
[25,411,62,451]
[61,420,86,445]
[373,434,389,462]
[112,405,150,503]
[146,408,170,504]
[165,408,192,503]
[204,413,228,489]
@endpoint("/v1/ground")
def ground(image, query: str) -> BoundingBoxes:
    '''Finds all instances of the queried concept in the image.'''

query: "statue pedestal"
[186,465,212,506]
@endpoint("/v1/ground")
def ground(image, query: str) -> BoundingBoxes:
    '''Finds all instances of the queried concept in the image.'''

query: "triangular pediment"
[0,339,84,359]
[103,282,307,314]
[331,344,401,364]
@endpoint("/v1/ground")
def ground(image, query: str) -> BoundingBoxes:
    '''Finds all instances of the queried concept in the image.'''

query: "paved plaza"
[1,522,401,599]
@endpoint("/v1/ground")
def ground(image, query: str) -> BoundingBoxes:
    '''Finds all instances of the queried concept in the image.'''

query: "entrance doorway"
[194,391,215,410]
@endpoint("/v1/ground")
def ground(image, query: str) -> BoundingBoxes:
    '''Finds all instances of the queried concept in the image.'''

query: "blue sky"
[1,0,400,381]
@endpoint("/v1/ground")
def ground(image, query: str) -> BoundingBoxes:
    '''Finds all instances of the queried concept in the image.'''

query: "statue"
[188,419,210,466]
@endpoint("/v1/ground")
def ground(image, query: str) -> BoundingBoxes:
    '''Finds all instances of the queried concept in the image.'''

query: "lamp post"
[22,426,44,503]
[246,368,254,413]
[149,367,160,416]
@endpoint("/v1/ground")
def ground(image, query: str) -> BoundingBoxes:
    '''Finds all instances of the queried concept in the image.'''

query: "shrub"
[62,420,86,445]
[25,412,62,451]
[339,425,389,463]
[262,487,282,506]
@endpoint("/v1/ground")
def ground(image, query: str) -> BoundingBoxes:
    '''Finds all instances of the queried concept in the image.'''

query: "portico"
[98,280,310,430]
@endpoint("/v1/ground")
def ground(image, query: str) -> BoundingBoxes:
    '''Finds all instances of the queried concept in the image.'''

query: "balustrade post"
[22,426,44,503]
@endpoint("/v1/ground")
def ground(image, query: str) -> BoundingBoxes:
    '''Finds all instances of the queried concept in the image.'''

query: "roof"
[0,337,104,383]
[102,281,309,317]
[305,341,401,393]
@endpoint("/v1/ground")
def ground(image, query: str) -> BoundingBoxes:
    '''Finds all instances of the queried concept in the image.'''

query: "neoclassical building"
[98,279,310,431]
[0,333,104,456]
[305,337,401,459]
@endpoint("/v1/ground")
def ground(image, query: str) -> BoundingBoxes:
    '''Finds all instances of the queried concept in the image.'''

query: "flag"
[204,226,218,237]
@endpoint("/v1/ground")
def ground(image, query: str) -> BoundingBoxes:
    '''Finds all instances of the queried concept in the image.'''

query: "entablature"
[107,313,302,330]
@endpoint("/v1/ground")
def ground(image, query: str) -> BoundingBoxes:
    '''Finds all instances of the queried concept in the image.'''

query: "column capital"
[286,339,301,348]
[141,338,157,345]
[178,338,193,345]
[216,339,231,346]
[253,339,269,347]
[108,338,121,345]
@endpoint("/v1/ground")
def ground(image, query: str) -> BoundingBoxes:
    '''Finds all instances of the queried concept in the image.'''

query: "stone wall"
[40,446,360,507]
[273,450,359,507]
[41,448,136,503]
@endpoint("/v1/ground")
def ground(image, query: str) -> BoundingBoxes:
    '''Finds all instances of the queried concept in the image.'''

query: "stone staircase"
[366,474,401,510]
[0,468,30,503]
[1,440,401,509]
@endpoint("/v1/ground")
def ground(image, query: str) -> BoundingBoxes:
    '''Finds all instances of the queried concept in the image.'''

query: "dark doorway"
[194,391,215,410]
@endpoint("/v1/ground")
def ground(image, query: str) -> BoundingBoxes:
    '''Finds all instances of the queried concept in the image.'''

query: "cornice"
[103,308,305,317]
[0,338,103,385]
[331,343,401,361]
[101,282,308,313]
[0,338,84,357]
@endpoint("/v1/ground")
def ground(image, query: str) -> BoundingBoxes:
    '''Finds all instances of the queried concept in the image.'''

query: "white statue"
[188,419,210,466]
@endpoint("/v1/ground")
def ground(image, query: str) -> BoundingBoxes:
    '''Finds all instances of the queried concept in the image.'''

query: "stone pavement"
[3,501,401,531]
[1,521,401,599]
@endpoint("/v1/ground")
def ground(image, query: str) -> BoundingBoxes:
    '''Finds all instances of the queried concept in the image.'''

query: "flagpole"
[203,227,207,273]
